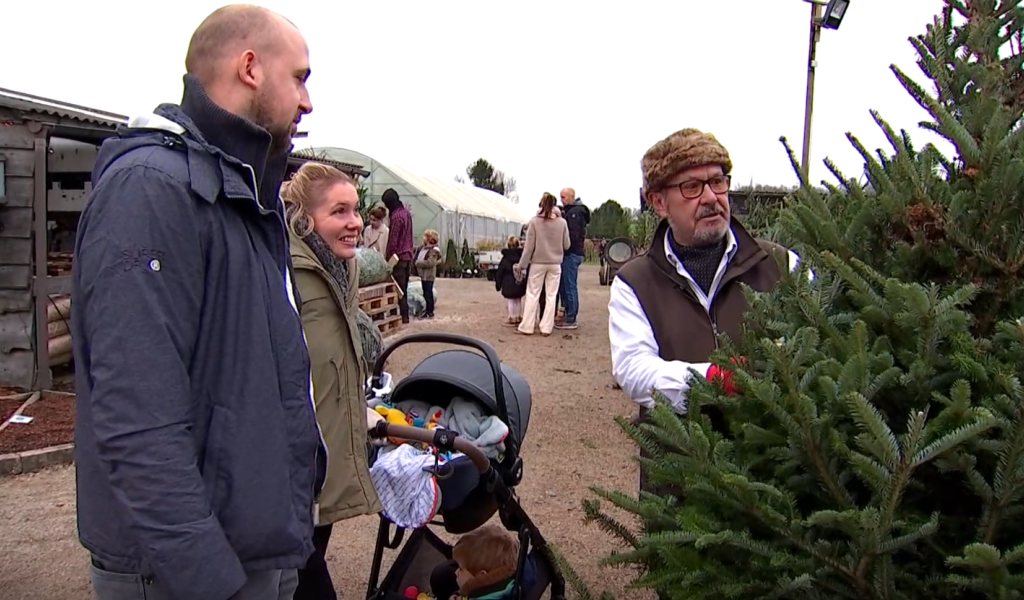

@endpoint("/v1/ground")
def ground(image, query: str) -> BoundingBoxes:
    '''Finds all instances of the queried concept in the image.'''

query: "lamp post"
[800,0,850,181]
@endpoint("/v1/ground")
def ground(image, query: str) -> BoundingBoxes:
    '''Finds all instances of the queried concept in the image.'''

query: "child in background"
[494,236,527,326]
[414,229,442,319]
[430,525,533,600]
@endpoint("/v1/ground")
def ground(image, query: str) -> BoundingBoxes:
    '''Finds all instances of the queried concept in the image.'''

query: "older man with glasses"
[607,127,803,494]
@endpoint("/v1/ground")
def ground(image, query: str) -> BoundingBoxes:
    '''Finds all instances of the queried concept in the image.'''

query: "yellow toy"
[375,405,410,444]
[375,405,445,447]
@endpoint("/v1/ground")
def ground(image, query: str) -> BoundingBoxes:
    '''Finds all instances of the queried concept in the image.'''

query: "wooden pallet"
[358,280,398,302]
[360,292,399,315]
[378,314,403,337]
[358,280,403,336]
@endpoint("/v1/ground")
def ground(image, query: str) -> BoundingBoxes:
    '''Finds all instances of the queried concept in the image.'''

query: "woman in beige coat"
[283,163,383,600]
[516,193,570,336]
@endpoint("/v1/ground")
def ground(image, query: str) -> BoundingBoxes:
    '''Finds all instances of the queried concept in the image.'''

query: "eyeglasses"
[665,175,731,200]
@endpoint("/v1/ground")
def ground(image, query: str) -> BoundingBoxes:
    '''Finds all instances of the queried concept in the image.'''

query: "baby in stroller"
[365,333,565,600]
[429,525,536,600]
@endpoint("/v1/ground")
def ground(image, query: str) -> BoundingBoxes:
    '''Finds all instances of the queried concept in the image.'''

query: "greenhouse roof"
[298,146,531,223]
[383,162,529,223]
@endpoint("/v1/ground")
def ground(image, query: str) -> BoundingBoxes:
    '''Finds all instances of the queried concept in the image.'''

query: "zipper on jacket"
[302,258,375,496]
[708,308,720,349]
[243,163,327,522]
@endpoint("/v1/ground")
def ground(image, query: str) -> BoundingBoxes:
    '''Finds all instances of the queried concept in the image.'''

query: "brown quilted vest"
[617,218,785,422]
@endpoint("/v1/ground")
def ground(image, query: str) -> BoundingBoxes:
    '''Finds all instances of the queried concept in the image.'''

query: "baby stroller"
[365,332,566,600]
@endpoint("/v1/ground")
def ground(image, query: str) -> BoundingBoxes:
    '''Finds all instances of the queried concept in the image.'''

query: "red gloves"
[706,358,745,395]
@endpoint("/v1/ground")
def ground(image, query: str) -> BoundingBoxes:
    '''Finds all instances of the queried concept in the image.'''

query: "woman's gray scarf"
[302,233,384,369]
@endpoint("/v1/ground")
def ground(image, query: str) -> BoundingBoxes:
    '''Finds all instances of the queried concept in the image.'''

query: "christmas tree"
[582,2,1024,599]
[443,238,459,277]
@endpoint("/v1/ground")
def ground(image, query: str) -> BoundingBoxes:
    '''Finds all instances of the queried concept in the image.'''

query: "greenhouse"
[293,147,530,250]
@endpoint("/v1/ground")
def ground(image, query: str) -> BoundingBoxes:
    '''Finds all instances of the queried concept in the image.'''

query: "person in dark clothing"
[71,6,323,600]
[556,188,590,329]
[495,235,527,325]
[382,188,414,323]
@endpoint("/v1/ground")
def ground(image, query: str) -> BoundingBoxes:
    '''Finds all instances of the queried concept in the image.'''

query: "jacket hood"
[565,199,590,218]
[501,247,523,260]
[93,74,282,208]
[91,105,243,207]
[289,228,356,271]
[92,111,189,182]
[289,229,360,307]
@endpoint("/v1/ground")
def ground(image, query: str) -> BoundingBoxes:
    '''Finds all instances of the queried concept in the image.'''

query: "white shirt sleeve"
[787,248,815,281]
[608,277,711,413]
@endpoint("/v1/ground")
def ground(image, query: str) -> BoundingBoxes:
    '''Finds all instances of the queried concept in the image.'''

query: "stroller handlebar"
[369,422,491,473]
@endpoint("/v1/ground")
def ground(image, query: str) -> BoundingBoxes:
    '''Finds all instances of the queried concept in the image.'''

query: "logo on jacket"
[121,245,165,272]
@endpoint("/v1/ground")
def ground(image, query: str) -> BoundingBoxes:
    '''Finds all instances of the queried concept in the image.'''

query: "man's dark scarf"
[668,233,727,296]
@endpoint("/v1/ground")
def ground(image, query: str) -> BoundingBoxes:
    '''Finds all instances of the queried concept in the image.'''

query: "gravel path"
[0,264,648,600]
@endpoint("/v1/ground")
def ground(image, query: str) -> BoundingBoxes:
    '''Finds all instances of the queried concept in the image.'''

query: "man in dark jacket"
[71,6,325,600]
[383,188,414,323]
[557,187,590,329]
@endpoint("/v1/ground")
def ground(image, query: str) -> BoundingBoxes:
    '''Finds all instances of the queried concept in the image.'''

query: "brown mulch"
[0,396,27,424]
[0,393,75,454]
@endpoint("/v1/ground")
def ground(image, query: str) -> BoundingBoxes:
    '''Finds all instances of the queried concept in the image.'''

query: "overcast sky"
[2,0,947,212]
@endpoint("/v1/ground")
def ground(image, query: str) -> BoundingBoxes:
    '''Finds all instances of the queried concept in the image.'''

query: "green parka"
[290,231,381,524]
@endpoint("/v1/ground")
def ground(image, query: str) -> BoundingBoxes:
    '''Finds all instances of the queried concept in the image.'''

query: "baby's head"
[507,235,520,249]
[452,525,519,594]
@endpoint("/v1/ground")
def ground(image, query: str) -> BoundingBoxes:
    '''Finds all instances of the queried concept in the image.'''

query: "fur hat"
[641,128,732,194]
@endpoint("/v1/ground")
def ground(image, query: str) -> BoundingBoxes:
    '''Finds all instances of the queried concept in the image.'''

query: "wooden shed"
[0,87,127,390]
[0,88,379,391]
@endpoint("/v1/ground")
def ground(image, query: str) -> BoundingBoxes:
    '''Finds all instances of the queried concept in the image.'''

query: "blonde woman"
[515,193,570,336]
[362,204,389,254]
[282,163,383,600]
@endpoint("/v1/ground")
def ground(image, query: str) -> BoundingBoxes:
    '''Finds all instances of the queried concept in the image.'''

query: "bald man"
[557,187,591,329]
[72,6,321,600]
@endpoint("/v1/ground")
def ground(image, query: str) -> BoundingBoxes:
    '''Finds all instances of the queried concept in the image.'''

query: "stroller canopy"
[390,349,532,450]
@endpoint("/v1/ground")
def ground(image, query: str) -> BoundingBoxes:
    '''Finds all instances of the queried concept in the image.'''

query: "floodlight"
[821,0,849,30]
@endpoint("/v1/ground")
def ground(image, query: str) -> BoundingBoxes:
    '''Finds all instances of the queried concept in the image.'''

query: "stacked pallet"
[47,252,74,277]
[47,295,73,366]
[358,280,402,337]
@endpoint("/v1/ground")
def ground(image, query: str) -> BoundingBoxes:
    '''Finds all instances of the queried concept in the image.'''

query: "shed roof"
[290,147,370,177]
[0,87,127,128]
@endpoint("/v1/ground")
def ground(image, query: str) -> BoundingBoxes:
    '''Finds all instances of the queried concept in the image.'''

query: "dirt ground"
[0,264,649,600]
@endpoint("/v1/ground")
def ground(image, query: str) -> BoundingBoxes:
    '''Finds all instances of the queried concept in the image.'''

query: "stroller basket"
[366,333,565,600]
